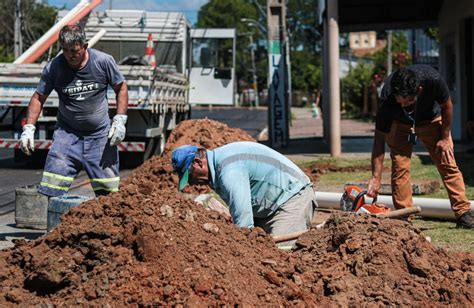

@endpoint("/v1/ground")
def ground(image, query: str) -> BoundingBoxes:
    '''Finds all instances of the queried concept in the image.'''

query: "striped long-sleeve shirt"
[207,141,310,228]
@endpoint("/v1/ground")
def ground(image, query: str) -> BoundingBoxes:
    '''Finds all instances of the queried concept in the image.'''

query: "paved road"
[191,106,268,138]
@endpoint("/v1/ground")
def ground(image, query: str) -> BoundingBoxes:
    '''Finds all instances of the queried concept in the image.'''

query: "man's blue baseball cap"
[172,145,198,191]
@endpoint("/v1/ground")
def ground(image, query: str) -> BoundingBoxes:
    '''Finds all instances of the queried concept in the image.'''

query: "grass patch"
[414,219,474,253]
[296,153,474,252]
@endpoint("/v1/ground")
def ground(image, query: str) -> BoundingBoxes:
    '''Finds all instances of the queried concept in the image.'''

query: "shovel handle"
[273,207,421,244]
[377,206,421,219]
[272,222,326,244]
[272,230,308,243]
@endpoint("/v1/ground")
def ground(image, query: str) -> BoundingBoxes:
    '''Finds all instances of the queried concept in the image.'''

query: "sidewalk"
[282,107,474,161]
[289,107,374,138]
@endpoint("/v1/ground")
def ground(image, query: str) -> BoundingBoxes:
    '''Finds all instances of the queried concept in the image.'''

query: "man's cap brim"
[178,169,189,191]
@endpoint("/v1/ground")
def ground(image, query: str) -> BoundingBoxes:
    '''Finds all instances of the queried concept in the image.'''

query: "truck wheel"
[14,149,48,167]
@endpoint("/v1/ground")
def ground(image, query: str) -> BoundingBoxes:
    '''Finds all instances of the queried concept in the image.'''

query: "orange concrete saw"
[340,185,391,215]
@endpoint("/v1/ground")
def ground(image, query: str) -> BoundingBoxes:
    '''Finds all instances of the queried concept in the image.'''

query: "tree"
[341,60,374,117]
[291,50,321,93]
[371,31,411,80]
[286,0,323,98]
[0,0,57,62]
[286,0,321,54]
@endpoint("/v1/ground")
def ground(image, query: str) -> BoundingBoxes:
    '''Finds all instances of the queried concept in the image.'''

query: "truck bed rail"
[0,63,188,111]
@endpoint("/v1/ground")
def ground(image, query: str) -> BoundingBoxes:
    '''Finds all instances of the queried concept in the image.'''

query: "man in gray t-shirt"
[19,24,129,197]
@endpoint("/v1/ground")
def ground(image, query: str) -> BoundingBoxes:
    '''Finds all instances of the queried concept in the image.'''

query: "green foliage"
[291,50,322,92]
[340,31,413,117]
[341,61,374,115]
[287,0,321,53]
[424,27,439,43]
[0,46,14,62]
[0,0,57,62]
[371,31,411,78]
[287,0,322,93]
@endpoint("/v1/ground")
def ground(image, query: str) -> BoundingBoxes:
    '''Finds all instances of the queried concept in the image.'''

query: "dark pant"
[38,127,120,197]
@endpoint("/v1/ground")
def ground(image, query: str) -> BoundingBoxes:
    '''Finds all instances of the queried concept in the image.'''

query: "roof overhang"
[320,0,444,32]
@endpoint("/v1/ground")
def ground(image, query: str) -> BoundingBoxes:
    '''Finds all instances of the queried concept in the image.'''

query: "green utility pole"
[266,0,289,148]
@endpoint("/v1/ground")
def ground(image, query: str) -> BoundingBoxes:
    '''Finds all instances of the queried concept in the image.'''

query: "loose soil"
[0,119,472,306]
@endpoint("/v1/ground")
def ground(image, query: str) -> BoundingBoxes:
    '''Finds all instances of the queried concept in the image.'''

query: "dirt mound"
[0,188,319,306]
[0,119,473,306]
[163,118,255,154]
[2,204,472,305]
[291,214,474,306]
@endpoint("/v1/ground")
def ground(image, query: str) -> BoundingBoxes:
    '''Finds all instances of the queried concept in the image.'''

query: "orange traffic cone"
[144,33,156,68]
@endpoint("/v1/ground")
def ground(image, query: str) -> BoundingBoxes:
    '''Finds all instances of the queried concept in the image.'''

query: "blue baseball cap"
[172,145,198,191]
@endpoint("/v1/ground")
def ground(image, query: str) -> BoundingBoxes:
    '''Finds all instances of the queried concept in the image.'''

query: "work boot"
[456,211,474,229]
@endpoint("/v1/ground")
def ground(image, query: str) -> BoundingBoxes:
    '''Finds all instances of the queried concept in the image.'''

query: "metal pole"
[387,30,392,75]
[322,13,329,141]
[327,0,341,156]
[14,0,22,59]
[249,35,259,108]
[284,19,292,117]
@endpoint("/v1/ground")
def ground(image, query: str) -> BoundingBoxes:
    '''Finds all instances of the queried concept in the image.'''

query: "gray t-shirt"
[37,48,125,136]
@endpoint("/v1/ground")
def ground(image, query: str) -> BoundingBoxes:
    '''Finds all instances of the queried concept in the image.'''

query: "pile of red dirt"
[290,214,474,306]
[0,119,473,305]
[163,118,255,154]
[0,188,317,306]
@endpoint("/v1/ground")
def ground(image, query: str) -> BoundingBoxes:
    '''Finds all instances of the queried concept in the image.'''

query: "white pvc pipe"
[315,191,474,220]
[14,0,90,64]
[87,29,107,48]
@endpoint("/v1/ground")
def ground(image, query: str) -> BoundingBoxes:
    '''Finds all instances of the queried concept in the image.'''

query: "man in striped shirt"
[172,141,317,246]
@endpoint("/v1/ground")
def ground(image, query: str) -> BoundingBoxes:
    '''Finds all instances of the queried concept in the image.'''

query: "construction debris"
[0,119,472,306]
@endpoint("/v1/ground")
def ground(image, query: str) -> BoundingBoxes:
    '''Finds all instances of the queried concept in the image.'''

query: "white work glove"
[19,124,36,156]
[108,114,127,146]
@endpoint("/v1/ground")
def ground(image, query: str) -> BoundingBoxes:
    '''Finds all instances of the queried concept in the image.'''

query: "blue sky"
[48,0,208,24]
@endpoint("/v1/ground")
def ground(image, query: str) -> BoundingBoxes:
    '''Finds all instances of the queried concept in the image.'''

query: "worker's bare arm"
[26,92,48,125]
[113,82,128,115]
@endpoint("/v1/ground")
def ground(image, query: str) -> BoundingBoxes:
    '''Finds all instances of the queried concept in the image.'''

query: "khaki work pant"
[254,184,317,247]
[385,118,471,218]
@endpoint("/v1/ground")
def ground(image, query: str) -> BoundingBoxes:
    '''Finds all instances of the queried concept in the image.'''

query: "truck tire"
[14,149,48,167]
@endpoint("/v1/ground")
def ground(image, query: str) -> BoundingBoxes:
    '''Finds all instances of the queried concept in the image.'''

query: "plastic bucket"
[47,195,91,232]
[15,185,49,230]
